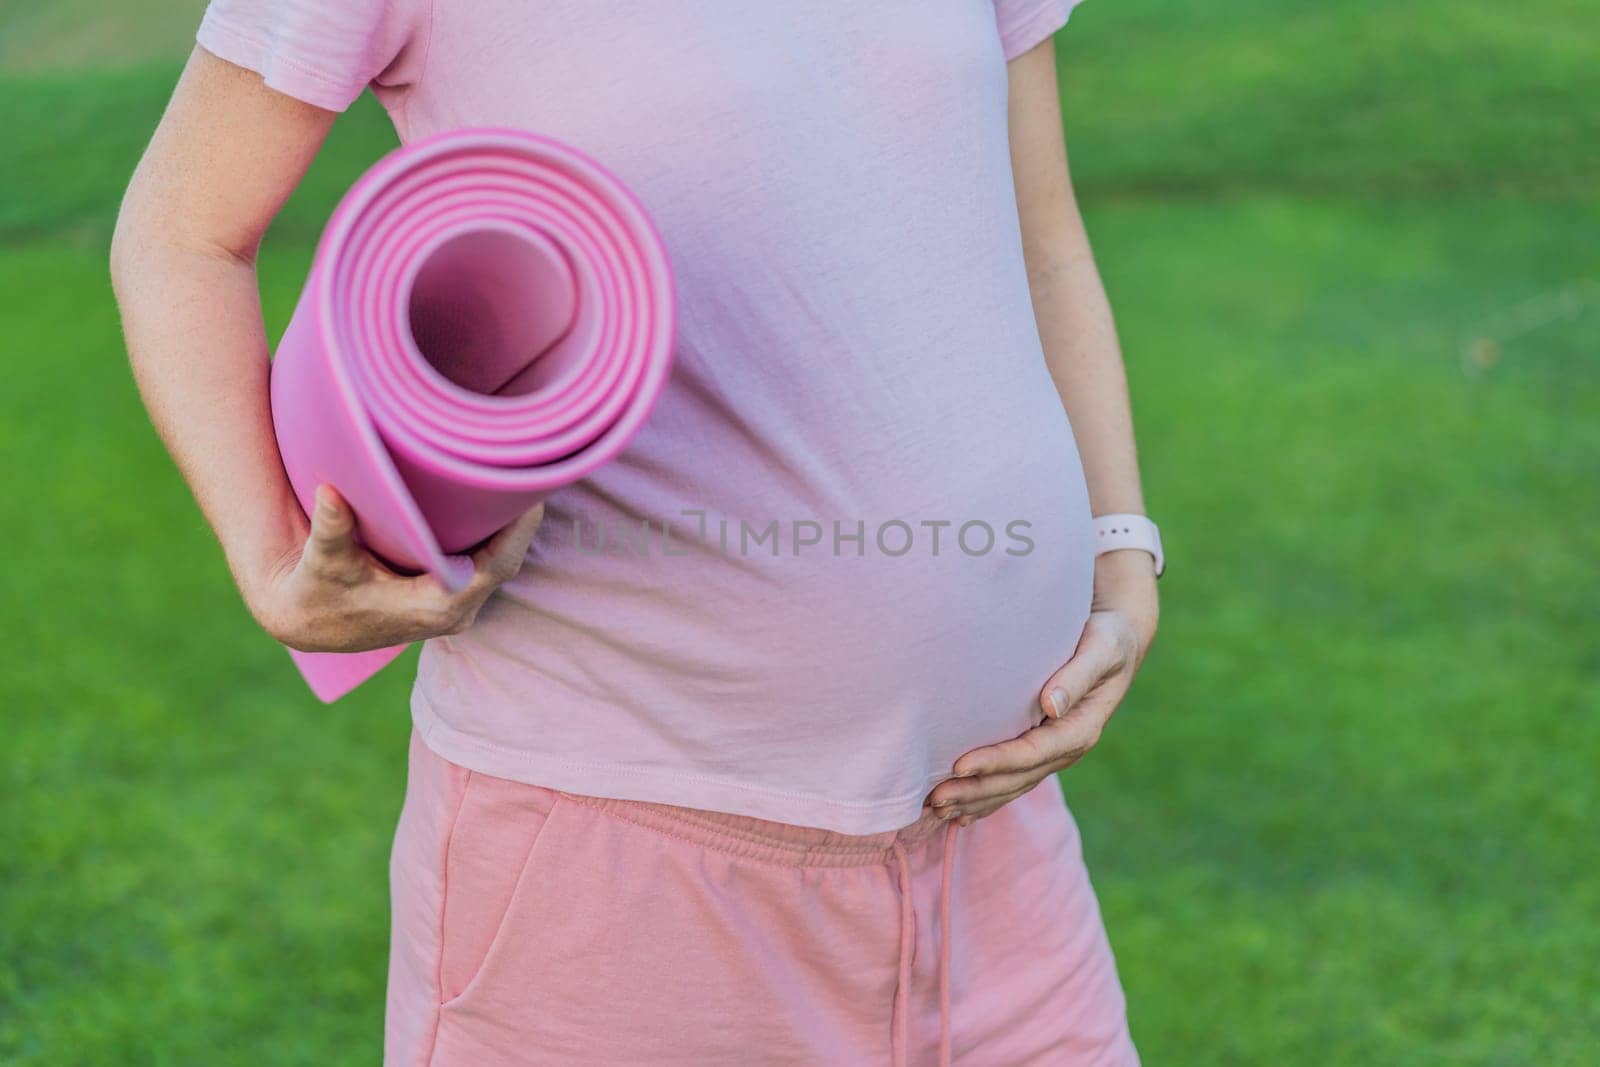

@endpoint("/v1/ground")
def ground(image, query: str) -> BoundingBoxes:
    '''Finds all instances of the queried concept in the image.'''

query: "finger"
[956,796,1022,824]
[416,503,547,634]
[304,485,364,577]
[950,707,1109,778]
[468,502,547,591]
[929,754,1076,807]
[355,567,477,639]
[944,783,1039,825]
[1039,634,1124,720]
[928,761,1074,809]
[351,504,545,642]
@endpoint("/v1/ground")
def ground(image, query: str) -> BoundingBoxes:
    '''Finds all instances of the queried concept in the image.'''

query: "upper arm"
[113,46,337,267]
[1005,28,1092,281]
[113,0,428,267]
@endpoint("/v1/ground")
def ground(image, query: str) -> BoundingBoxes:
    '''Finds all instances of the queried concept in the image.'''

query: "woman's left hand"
[926,552,1159,825]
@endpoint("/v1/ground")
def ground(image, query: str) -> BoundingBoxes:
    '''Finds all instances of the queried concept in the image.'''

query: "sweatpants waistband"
[564,790,952,868]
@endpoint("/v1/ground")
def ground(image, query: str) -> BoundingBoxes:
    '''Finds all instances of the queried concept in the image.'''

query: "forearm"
[1003,41,1158,646]
[111,234,304,606]
[1027,236,1159,648]
[1029,247,1146,519]
[108,47,346,612]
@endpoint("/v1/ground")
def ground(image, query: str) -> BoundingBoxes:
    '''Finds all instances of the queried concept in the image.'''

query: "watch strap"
[1092,512,1165,578]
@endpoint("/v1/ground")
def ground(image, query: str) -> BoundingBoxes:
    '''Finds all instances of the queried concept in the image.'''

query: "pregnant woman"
[111,1,1163,1063]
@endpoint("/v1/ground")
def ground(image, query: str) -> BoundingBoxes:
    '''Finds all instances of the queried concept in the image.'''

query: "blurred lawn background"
[2,1,1596,1063]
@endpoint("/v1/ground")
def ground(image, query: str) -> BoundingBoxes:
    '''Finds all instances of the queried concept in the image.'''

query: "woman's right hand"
[247,485,547,654]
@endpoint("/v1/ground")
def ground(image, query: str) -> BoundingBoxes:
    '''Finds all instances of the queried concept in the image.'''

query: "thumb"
[307,484,359,561]
[1040,637,1118,720]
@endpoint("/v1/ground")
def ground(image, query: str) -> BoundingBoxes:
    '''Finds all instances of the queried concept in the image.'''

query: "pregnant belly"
[622,428,1101,770]
[783,478,1095,753]
[456,401,1097,797]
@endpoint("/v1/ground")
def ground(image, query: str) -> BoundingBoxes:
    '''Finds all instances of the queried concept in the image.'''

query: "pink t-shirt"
[199,0,1094,834]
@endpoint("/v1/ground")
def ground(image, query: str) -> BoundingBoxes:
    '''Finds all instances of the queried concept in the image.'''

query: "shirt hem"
[410,692,950,837]
[196,13,366,112]
[1000,0,1084,62]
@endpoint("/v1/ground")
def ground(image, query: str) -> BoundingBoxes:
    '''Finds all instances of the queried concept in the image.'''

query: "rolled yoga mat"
[269,128,676,702]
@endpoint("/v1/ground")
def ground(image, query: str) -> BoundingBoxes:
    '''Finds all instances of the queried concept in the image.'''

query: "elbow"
[108,190,167,373]
[110,198,256,299]
[108,210,147,379]
[108,197,144,304]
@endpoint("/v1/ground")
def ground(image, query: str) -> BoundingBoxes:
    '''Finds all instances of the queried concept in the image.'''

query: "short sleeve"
[196,0,431,112]
[991,0,1086,62]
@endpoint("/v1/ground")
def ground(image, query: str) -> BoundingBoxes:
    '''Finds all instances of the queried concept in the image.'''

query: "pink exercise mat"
[270,128,676,702]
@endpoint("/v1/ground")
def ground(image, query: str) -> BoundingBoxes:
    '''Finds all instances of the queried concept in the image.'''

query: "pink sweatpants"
[386,730,1138,1066]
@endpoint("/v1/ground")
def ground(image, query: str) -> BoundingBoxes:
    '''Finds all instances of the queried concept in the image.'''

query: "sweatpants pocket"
[437,770,565,1007]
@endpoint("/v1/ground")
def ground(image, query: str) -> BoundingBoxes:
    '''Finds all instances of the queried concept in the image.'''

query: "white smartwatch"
[1092,513,1165,578]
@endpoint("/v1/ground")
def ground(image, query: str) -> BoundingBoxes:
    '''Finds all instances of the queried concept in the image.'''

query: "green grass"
[1,1,1596,1063]
[0,0,205,73]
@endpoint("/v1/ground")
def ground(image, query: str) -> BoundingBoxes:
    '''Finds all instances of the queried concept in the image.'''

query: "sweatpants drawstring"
[891,841,914,1067]
[938,819,958,1067]
[890,819,961,1067]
